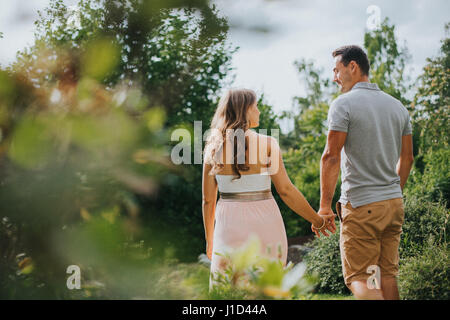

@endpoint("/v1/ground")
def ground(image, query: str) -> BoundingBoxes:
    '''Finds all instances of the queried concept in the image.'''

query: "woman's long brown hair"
[204,88,257,180]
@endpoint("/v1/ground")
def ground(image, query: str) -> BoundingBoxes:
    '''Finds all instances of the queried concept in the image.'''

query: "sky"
[1,0,449,132]
[212,0,449,111]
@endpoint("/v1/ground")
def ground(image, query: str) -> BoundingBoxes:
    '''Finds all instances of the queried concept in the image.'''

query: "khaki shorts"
[336,198,405,287]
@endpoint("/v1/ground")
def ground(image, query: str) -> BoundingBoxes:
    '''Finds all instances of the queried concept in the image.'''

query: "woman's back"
[213,130,275,193]
[209,131,288,288]
[214,130,274,171]
[215,173,271,193]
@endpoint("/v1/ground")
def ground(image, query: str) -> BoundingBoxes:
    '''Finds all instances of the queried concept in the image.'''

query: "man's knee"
[349,280,384,300]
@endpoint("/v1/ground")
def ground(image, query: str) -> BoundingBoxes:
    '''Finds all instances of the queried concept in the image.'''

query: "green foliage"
[304,224,350,295]
[401,196,449,259]
[302,293,354,300]
[412,23,449,157]
[364,18,412,105]
[396,22,450,300]
[304,191,449,296]
[16,0,233,127]
[304,194,449,296]
[0,70,174,298]
[0,0,235,299]
[277,59,338,236]
[208,236,316,300]
[405,147,450,208]
[11,0,236,264]
[256,94,281,134]
[398,240,449,300]
[145,262,212,299]
[281,59,334,151]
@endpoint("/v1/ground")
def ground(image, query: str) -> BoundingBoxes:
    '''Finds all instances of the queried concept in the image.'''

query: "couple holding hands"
[202,45,414,299]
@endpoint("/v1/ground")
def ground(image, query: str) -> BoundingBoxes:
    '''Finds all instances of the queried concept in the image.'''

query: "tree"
[12,0,236,262]
[278,59,336,236]
[405,23,450,206]
[412,23,449,155]
[256,94,281,134]
[0,0,235,298]
[14,0,233,127]
[364,18,412,105]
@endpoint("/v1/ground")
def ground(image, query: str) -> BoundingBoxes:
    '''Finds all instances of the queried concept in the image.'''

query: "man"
[316,45,414,300]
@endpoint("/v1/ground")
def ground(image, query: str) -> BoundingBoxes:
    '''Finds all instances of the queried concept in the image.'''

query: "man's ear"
[350,61,358,74]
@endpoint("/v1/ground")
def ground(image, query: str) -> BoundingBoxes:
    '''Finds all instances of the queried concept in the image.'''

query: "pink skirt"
[210,197,288,288]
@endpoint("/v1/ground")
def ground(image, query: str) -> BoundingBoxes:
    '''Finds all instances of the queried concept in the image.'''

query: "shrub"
[401,196,449,258]
[405,148,450,208]
[304,224,350,295]
[304,195,449,297]
[208,236,317,300]
[398,239,449,300]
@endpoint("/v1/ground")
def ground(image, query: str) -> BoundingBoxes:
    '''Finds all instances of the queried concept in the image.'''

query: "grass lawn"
[303,293,354,300]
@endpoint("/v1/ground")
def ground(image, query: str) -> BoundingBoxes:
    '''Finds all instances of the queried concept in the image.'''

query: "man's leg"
[349,280,384,300]
[339,201,385,300]
[380,276,400,300]
[378,198,404,300]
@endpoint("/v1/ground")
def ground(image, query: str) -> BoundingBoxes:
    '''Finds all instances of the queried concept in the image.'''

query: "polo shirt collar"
[351,82,380,91]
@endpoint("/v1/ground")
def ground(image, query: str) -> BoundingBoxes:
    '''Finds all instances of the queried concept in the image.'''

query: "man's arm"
[320,130,347,212]
[396,134,414,191]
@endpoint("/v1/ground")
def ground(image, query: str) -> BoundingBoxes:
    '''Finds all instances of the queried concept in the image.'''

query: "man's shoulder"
[336,86,372,102]
[330,92,352,108]
[332,87,405,109]
[377,90,409,112]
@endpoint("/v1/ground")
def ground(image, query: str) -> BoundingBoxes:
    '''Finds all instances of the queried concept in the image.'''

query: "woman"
[202,88,335,288]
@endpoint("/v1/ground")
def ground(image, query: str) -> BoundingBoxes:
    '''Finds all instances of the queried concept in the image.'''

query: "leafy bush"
[405,148,450,208]
[400,195,449,258]
[8,0,235,266]
[304,224,350,295]
[208,236,317,300]
[303,195,449,296]
[398,239,449,300]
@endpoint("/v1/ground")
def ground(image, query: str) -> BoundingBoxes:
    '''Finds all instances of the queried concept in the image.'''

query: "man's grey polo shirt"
[327,82,412,208]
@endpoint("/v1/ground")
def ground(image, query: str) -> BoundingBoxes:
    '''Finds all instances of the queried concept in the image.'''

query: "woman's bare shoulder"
[250,131,279,151]
[248,130,273,142]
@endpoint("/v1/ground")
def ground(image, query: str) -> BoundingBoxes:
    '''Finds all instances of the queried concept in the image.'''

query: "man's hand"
[311,208,336,237]
[319,207,337,233]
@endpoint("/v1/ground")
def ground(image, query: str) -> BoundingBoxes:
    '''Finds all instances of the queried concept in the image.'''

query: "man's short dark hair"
[332,45,370,76]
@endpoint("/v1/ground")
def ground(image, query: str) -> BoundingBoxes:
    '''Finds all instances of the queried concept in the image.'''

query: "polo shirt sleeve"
[327,97,350,132]
[402,111,413,136]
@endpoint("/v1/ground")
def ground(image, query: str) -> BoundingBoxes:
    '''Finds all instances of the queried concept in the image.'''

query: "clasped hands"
[311,208,337,237]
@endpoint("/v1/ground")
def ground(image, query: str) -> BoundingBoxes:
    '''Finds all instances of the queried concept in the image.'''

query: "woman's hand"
[311,210,336,237]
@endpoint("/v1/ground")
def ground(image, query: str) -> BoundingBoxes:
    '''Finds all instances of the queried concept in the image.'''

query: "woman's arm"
[268,137,334,236]
[202,162,218,259]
